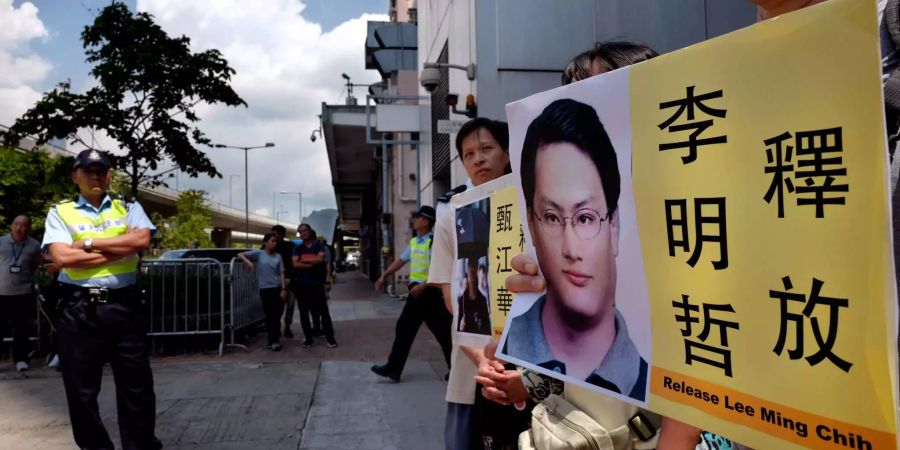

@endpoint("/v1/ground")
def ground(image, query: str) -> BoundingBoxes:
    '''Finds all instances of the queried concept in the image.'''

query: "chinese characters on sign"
[658,86,728,164]
[488,185,522,339]
[764,128,848,218]
[770,276,852,372]
[672,294,740,377]
[665,197,729,270]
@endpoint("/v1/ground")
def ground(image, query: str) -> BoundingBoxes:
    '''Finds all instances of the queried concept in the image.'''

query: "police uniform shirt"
[0,234,41,296]
[400,231,434,264]
[42,194,156,289]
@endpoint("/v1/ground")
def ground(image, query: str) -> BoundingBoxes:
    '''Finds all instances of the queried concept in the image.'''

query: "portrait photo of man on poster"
[501,97,649,402]
[454,200,493,337]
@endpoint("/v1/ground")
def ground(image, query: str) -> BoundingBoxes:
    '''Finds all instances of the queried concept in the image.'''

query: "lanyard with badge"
[9,241,24,274]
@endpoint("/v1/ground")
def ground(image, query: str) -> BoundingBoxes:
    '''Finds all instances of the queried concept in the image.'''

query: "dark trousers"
[385,284,452,375]
[259,287,284,345]
[0,294,34,363]
[474,378,533,450]
[282,287,295,329]
[57,293,162,450]
[294,284,334,343]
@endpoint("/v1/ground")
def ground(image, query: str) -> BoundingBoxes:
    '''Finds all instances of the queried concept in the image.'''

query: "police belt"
[60,284,137,305]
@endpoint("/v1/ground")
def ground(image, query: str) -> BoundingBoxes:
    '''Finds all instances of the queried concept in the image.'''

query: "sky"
[0,0,388,221]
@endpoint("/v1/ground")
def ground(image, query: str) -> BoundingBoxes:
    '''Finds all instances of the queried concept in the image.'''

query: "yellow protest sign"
[488,185,522,340]
[630,0,896,447]
[499,0,898,448]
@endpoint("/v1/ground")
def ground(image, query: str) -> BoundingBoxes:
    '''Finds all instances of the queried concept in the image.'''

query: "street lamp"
[280,191,303,224]
[276,207,289,224]
[211,142,275,240]
[228,174,241,208]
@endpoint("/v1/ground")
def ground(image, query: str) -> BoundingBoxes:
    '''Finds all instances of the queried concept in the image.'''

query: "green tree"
[157,190,213,249]
[0,148,76,236]
[0,1,246,198]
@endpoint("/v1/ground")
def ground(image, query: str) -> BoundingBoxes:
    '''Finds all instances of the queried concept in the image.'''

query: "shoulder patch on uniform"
[437,184,468,203]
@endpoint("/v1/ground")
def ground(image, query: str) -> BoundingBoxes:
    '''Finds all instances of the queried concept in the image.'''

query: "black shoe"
[371,364,400,382]
[283,328,294,339]
[302,340,314,348]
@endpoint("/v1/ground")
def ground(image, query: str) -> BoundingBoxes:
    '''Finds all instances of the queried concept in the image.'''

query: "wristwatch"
[84,238,93,253]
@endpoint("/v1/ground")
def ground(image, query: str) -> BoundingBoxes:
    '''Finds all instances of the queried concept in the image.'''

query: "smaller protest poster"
[451,175,516,347]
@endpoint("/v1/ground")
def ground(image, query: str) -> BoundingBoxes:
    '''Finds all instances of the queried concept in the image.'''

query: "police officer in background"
[371,205,452,381]
[43,149,161,450]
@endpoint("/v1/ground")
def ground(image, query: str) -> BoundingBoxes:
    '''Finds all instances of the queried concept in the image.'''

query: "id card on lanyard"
[9,241,24,273]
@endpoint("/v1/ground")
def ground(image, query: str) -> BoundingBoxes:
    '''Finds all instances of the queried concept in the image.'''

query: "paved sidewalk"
[300,361,446,450]
[0,271,449,449]
[0,362,319,449]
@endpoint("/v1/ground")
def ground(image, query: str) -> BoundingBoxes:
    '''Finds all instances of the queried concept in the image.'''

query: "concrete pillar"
[211,228,232,248]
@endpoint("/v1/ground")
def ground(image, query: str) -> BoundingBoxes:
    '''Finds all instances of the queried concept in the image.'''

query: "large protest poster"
[497,0,899,448]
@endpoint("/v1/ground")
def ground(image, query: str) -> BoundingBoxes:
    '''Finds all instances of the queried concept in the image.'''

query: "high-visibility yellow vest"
[408,235,432,283]
[55,198,139,280]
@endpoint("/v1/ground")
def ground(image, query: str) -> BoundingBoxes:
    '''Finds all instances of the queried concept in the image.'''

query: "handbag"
[519,394,658,450]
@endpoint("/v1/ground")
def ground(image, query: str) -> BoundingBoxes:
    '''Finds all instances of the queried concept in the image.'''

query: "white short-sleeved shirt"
[428,182,479,405]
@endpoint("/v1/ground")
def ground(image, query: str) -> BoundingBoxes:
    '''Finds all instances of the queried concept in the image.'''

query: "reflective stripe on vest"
[408,235,432,283]
[55,199,139,280]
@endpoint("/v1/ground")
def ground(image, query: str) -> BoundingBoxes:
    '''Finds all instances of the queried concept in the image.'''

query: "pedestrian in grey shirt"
[239,232,287,351]
[0,215,42,371]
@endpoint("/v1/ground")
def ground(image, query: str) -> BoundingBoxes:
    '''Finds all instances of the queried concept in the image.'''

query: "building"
[321,0,758,292]
[415,0,757,202]
[321,0,419,290]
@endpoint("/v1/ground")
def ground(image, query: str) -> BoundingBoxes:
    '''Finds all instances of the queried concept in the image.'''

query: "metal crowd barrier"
[3,258,266,359]
[141,258,227,354]
[226,257,263,349]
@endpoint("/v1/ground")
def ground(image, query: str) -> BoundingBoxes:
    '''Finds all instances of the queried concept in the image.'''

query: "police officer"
[43,149,161,450]
[371,205,452,381]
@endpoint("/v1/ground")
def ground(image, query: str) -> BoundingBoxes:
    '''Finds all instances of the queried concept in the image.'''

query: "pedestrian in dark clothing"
[0,215,42,372]
[292,224,337,348]
[371,205,452,381]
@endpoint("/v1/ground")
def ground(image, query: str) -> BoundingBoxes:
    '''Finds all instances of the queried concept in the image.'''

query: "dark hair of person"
[271,225,286,234]
[262,232,277,243]
[521,98,620,217]
[299,224,317,240]
[562,41,659,85]
[454,118,512,173]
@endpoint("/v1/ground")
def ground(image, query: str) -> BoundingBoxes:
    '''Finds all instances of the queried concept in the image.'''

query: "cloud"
[0,0,51,126]
[136,0,387,221]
